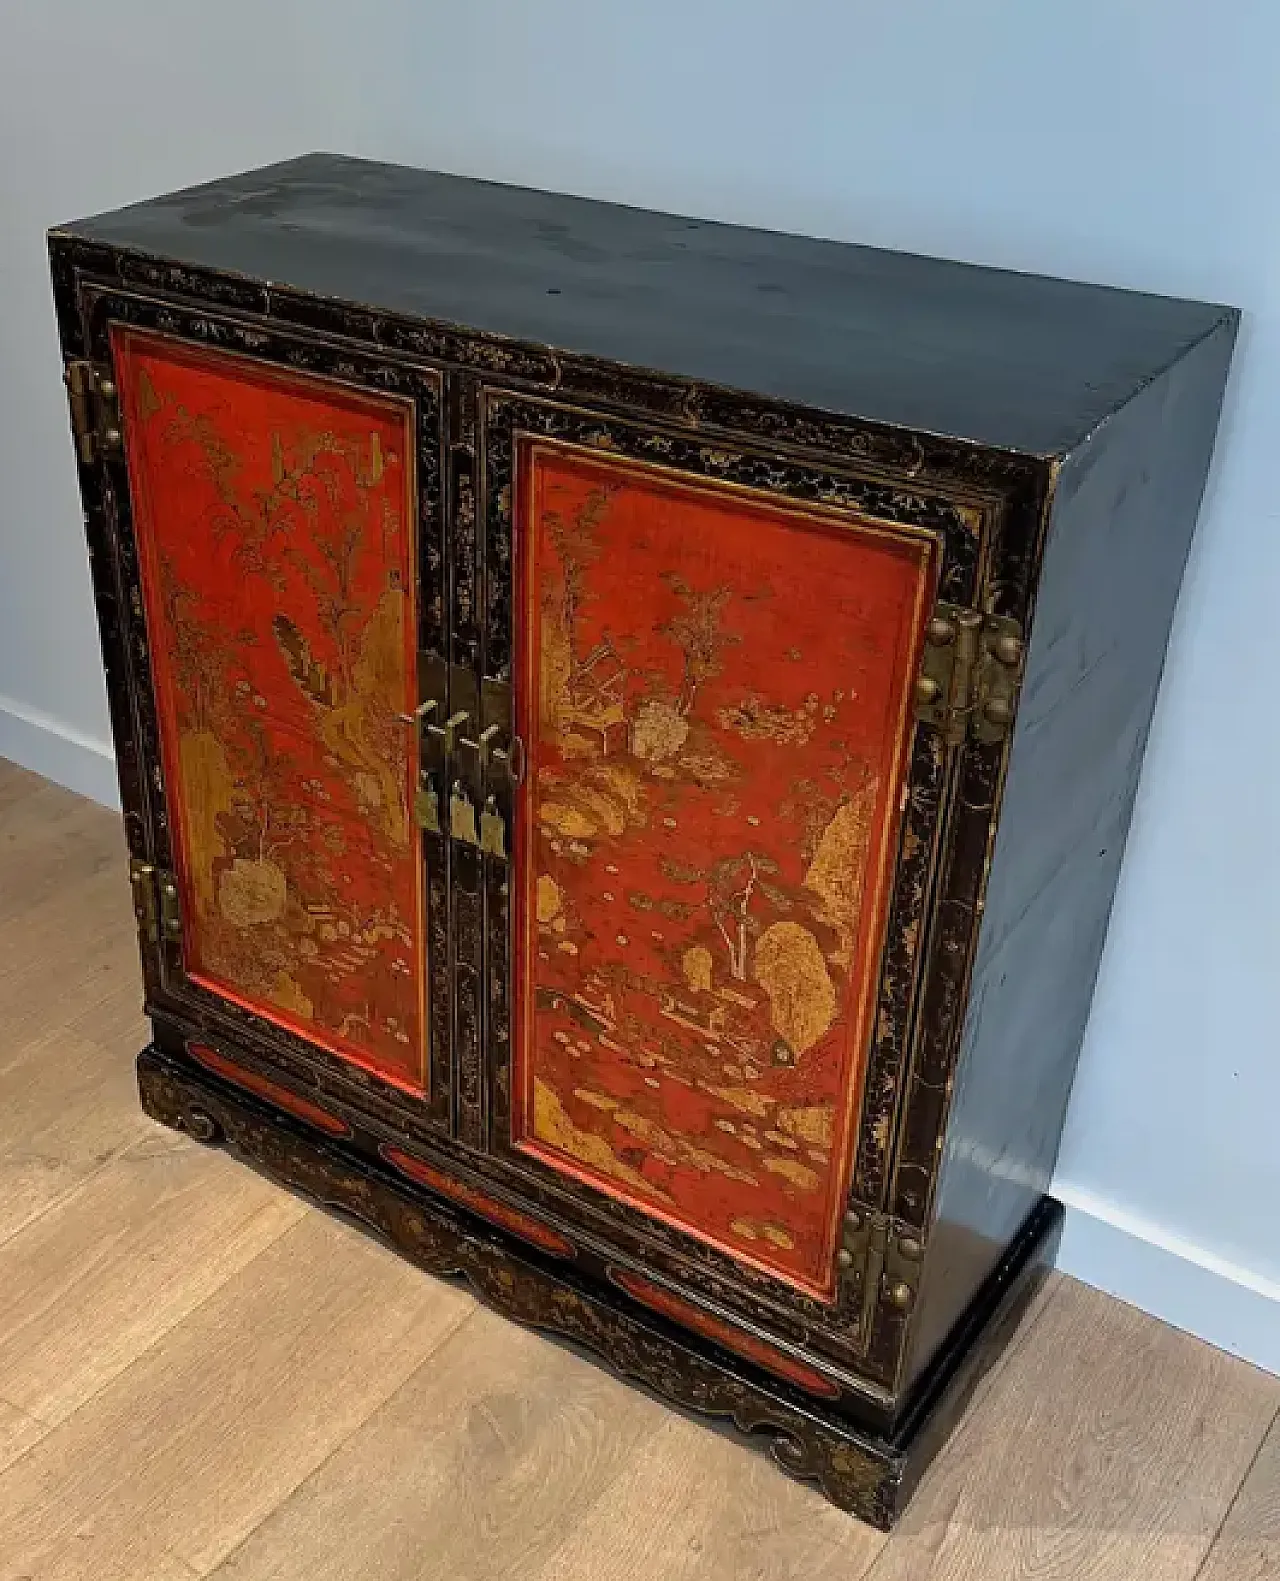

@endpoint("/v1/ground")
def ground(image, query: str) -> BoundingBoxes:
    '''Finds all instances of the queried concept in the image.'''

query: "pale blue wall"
[2,0,1276,1363]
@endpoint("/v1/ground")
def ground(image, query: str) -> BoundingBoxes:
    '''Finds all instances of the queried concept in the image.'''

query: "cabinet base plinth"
[138,1044,1061,1530]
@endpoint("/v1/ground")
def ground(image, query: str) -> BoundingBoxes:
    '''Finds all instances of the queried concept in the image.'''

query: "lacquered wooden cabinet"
[48,154,1237,1527]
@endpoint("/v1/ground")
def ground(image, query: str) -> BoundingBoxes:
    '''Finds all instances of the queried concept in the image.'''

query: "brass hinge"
[63,360,123,465]
[128,860,182,948]
[915,602,1024,746]
[129,860,159,945]
[838,1208,923,1327]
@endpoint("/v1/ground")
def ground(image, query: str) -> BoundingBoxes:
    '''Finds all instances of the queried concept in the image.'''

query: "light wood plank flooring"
[0,754,1276,1580]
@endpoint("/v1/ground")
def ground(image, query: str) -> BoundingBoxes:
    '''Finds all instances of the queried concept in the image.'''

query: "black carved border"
[445,377,488,1149]
[864,469,1050,1389]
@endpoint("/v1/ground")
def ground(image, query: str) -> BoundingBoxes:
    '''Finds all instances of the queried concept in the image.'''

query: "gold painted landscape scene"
[119,334,426,1092]
[516,449,932,1294]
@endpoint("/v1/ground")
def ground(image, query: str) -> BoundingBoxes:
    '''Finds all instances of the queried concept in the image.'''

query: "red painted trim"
[381,1146,575,1259]
[612,1267,842,1400]
[187,1041,351,1136]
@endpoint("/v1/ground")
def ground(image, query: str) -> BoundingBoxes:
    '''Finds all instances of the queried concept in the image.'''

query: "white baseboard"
[1056,1182,1280,1377]
[2,702,1276,1376]
[0,693,120,809]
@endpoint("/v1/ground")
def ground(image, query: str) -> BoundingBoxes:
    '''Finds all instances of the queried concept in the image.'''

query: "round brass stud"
[844,1208,863,1233]
[103,427,123,450]
[927,615,956,646]
[98,378,117,401]
[992,633,1022,666]
[887,1281,914,1310]
[915,676,941,707]
[898,1235,922,1261]
[836,1247,855,1272]
[984,695,1014,727]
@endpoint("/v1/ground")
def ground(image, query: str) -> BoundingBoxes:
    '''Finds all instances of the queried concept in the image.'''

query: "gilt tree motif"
[544,485,616,666]
[658,575,740,718]
[707,850,791,980]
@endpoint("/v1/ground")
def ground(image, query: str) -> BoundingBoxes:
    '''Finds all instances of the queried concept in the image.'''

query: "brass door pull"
[462,724,525,786]
[474,723,502,770]
[489,731,526,786]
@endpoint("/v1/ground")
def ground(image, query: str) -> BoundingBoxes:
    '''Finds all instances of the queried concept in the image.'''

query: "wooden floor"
[0,756,1277,1580]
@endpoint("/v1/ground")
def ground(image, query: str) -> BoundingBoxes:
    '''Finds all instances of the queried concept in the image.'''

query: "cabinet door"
[474,390,993,1390]
[80,302,448,1124]
[511,441,932,1300]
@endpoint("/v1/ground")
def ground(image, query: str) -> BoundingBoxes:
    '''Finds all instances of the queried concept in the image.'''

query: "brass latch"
[64,360,123,466]
[428,706,521,857]
[449,780,479,845]
[915,603,1024,746]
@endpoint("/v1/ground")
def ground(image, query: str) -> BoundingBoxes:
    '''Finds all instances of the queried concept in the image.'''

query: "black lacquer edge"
[888,1195,1061,1451]
[137,1043,1059,1530]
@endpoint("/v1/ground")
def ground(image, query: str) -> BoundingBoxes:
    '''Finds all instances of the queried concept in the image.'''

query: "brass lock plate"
[480,796,507,859]
[450,781,479,845]
[414,778,442,834]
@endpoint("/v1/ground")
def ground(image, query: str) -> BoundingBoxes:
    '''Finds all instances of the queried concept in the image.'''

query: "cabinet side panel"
[902,317,1238,1390]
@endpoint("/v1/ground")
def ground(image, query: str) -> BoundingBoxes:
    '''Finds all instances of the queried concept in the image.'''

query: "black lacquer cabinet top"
[57,150,1232,457]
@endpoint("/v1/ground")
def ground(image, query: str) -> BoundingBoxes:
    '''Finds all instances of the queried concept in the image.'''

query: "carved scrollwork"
[181,1106,221,1144]
[137,1049,903,1527]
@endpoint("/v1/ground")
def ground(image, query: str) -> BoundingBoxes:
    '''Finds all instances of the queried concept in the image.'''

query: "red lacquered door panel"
[114,328,428,1094]
[512,442,935,1301]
